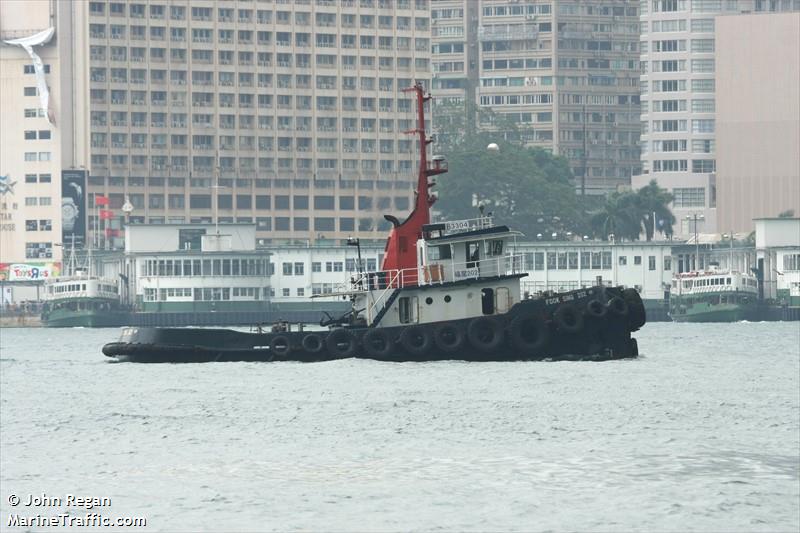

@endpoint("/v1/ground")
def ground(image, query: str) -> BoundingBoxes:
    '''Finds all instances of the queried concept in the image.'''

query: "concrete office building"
[3,0,435,255]
[431,0,642,194]
[635,0,799,238]
[715,11,800,233]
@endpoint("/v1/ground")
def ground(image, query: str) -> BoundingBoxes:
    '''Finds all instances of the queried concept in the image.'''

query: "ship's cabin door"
[398,296,418,324]
[466,241,480,268]
[481,288,494,315]
[495,287,510,313]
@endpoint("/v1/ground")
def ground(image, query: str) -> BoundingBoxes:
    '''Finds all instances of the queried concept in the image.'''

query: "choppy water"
[1,323,798,532]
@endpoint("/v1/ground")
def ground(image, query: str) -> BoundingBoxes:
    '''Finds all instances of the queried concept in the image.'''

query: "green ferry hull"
[43,310,130,328]
[670,304,753,323]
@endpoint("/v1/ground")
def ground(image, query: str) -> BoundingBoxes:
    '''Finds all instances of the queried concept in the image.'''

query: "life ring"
[270,335,291,357]
[301,333,324,354]
[622,288,646,330]
[362,328,394,358]
[325,329,357,358]
[400,325,432,356]
[467,316,504,352]
[433,322,465,353]
[554,304,584,333]
[606,296,629,317]
[584,299,608,320]
[509,315,549,354]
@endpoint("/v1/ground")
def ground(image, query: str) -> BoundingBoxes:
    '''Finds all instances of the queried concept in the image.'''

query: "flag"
[105,228,120,238]
[95,195,109,206]
[99,209,115,220]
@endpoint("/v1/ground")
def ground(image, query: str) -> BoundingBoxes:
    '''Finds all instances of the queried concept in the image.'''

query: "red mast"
[380,82,447,275]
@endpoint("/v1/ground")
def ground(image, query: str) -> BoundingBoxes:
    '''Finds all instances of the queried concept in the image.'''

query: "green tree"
[589,192,640,241]
[588,180,675,241]
[434,137,583,238]
[635,179,675,241]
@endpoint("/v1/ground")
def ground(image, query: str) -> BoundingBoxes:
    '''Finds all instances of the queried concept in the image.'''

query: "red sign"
[95,195,109,206]
[99,209,115,220]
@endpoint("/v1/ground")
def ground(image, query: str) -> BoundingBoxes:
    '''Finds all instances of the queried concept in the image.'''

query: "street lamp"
[686,213,705,271]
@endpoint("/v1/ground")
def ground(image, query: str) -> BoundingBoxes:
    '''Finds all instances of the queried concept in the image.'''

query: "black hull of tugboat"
[102,286,645,363]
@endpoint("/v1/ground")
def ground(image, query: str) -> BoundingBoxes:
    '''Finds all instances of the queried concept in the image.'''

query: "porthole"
[444,295,452,303]
[425,297,433,305]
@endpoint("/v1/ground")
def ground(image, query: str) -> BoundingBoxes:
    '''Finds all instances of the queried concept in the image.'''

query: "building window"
[649,256,657,271]
[282,262,292,275]
[673,187,705,208]
[25,242,53,259]
[294,262,304,275]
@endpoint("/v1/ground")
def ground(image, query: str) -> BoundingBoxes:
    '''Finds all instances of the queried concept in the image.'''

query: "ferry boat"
[41,245,128,327]
[102,83,646,362]
[669,267,758,322]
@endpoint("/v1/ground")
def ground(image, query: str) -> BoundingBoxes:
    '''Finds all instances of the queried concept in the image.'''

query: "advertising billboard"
[0,262,61,282]
[61,169,87,247]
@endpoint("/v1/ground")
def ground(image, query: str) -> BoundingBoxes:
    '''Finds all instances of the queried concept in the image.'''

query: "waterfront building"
[98,224,271,314]
[430,0,642,194]
[0,1,91,271]
[2,0,434,254]
[715,11,800,234]
[755,218,800,308]
[634,0,800,238]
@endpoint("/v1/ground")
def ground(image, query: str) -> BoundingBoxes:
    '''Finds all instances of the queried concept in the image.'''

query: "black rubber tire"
[606,296,629,317]
[584,299,608,320]
[362,328,394,358]
[554,304,584,333]
[270,335,292,357]
[399,325,433,356]
[433,323,465,353]
[509,315,549,355]
[467,316,504,353]
[622,288,646,330]
[325,329,358,358]
[629,338,639,357]
[301,333,324,354]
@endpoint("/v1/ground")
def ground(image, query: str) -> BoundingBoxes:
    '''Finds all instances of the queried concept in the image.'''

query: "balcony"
[478,25,538,42]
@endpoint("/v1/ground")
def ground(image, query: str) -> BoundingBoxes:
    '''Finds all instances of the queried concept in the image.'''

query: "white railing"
[350,253,527,293]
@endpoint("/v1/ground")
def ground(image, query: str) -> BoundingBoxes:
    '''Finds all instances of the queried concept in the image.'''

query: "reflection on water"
[1,323,798,531]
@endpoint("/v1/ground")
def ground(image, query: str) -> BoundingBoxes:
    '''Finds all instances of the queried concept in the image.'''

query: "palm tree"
[635,180,675,241]
[590,192,640,241]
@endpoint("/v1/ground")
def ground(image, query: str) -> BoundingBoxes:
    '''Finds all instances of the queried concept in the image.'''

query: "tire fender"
[467,316,504,353]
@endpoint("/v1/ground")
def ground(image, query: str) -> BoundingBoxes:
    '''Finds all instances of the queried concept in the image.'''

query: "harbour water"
[1,323,798,532]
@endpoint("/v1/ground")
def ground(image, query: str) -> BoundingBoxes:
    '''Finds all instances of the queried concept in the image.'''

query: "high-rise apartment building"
[635,0,799,238]
[2,0,435,262]
[431,0,642,195]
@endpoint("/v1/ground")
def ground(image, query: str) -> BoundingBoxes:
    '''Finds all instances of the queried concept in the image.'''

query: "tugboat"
[103,83,645,363]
